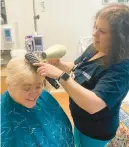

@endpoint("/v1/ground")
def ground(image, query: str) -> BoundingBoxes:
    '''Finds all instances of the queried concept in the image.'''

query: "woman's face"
[93,18,112,54]
[9,76,43,108]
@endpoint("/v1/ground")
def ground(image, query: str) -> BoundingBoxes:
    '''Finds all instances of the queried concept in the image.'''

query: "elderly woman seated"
[1,57,74,147]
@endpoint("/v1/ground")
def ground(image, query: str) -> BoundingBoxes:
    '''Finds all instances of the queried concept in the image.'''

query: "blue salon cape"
[1,90,74,147]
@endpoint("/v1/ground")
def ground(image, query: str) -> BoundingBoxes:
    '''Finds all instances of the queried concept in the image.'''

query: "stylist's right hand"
[33,62,63,79]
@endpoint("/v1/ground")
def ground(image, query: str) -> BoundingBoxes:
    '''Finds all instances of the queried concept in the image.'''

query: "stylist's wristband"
[58,72,70,82]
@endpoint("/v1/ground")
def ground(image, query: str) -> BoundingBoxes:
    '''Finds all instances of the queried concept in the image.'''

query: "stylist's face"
[10,76,43,108]
[93,18,112,54]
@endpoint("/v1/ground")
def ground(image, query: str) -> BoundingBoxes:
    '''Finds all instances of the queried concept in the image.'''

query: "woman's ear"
[7,84,10,90]
[43,79,51,92]
[7,84,15,100]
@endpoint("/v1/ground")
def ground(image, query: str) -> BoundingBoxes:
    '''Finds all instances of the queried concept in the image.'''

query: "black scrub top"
[69,44,129,141]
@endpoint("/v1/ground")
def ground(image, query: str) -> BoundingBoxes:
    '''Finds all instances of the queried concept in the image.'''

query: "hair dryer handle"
[45,77,60,89]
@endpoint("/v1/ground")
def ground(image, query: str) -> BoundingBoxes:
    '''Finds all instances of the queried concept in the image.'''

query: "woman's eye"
[36,86,42,90]
[23,88,30,91]
[99,29,105,34]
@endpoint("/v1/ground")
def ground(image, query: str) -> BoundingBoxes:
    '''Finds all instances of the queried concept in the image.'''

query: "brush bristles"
[25,52,40,64]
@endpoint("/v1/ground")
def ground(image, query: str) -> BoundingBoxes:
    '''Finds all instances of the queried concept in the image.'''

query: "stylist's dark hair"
[95,3,129,66]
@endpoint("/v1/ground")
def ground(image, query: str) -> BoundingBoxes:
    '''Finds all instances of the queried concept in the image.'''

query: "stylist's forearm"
[58,61,74,73]
[59,78,106,114]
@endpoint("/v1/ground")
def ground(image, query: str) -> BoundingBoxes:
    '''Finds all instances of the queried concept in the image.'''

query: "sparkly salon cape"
[1,90,74,147]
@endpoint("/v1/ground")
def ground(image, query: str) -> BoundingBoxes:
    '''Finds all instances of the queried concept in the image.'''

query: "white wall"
[5,0,34,49]
[5,0,104,61]
[36,0,104,61]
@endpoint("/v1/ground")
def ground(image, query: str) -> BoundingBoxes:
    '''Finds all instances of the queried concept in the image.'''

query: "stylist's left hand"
[33,63,63,79]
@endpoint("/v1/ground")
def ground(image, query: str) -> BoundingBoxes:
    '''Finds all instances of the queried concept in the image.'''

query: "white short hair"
[6,57,43,87]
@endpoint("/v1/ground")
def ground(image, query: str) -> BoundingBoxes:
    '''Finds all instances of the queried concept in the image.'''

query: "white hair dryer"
[42,44,66,59]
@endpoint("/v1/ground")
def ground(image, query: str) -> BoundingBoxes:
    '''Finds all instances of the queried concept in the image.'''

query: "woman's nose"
[28,91,38,100]
[93,28,99,38]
